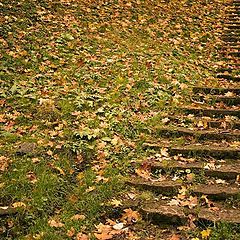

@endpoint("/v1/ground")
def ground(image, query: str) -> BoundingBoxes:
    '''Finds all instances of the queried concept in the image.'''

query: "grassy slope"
[0,0,228,239]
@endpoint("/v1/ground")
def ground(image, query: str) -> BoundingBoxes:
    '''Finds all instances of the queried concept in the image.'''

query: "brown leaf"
[76,232,89,240]
[67,227,76,237]
[121,208,141,224]
[94,224,113,240]
[71,214,86,221]
[169,234,180,240]
[48,219,64,228]
[0,156,10,172]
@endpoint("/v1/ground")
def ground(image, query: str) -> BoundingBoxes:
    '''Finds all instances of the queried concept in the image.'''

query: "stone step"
[216,74,240,81]
[193,184,240,199]
[222,36,240,42]
[224,24,240,29]
[141,201,240,225]
[151,161,240,179]
[143,143,240,158]
[192,86,240,94]
[224,26,240,31]
[225,21,240,25]
[128,178,240,199]
[170,145,240,159]
[208,119,240,129]
[228,52,240,57]
[155,126,240,140]
[216,68,240,73]
[193,94,240,105]
[225,16,240,20]
[181,107,240,117]
[224,41,240,46]
[141,201,188,225]
[126,178,181,195]
[164,115,240,130]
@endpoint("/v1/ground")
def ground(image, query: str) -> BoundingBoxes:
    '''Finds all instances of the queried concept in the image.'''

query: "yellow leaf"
[201,229,211,239]
[12,202,26,208]
[110,199,122,207]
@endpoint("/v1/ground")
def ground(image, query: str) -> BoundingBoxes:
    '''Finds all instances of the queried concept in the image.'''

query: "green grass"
[0,0,231,239]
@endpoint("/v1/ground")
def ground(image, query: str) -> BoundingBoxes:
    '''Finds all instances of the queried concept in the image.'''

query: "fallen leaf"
[94,223,113,240]
[0,156,10,171]
[112,223,124,230]
[110,199,122,207]
[12,202,26,208]
[169,234,180,240]
[161,148,169,157]
[76,232,89,240]
[135,168,150,179]
[71,214,86,221]
[168,199,180,206]
[121,208,141,224]
[67,227,76,237]
[201,229,211,239]
[48,219,64,228]
[215,179,226,184]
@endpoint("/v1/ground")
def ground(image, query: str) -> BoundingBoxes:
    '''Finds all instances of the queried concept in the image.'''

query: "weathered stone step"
[193,184,240,199]
[225,21,240,25]
[128,178,240,199]
[216,74,240,81]
[225,51,240,57]
[226,15,240,19]
[223,43,240,48]
[181,107,240,117]
[224,24,240,29]
[143,143,240,158]
[193,94,240,105]
[126,178,181,195]
[222,36,239,42]
[155,126,240,140]
[192,86,240,94]
[226,12,240,16]
[224,26,240,30]
[208,119,240,129]
[216,68,239,72]
[151,161,240,179]
[198,207,240,224]
[164,115,240,129]
[229,52,240,57]
[141,202,188,225]
[224,41,240,46]
[141,201,240,225]
[170,145,240,158]
[225,15,240,20]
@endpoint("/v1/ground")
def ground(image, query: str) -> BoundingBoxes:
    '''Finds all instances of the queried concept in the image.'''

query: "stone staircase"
[125,0,240,228]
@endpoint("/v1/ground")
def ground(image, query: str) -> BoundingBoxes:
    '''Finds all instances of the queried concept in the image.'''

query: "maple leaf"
[94,223,113,240]
[135,168,150,179]
[169,234,180,240]
[12,202,26,208]
[121,208,141,224]
[201,229,211,239]
[70,214,86,221]
[48,219,64,228]
[110,199,122,207]
[67,227,75,237]
[76,232,89,240]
